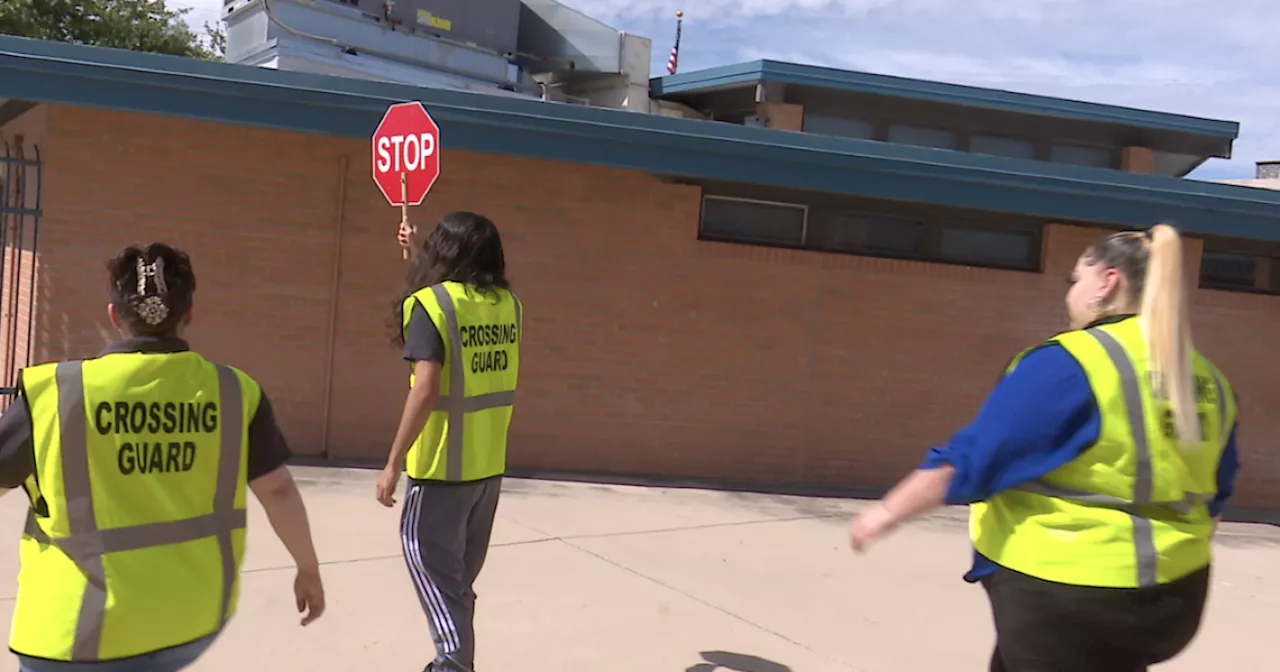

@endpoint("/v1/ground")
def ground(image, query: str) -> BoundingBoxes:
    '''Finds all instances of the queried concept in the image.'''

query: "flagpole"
[668,10,684,75]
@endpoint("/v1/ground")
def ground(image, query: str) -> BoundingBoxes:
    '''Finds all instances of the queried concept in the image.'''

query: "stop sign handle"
[399,172,410,261]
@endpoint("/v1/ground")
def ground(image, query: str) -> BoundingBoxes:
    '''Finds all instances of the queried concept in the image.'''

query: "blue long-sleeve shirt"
[919,343,1242,583]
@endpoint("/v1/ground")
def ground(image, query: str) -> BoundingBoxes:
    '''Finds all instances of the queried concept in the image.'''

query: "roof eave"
[651,60,1240,142]
[2,39,1279,242]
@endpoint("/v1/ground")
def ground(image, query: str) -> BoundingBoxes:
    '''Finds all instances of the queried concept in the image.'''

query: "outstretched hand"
[848,502,898,553]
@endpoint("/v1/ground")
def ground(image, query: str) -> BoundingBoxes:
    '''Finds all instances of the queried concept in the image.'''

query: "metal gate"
[0,137,42,411]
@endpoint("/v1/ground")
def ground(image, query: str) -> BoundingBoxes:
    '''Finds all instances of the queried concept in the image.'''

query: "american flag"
[667,11,684,75]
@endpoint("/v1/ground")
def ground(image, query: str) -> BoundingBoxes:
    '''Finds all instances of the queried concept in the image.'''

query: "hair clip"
[134,296,170,326]
[135,256,168,297]
[133,255,171,326]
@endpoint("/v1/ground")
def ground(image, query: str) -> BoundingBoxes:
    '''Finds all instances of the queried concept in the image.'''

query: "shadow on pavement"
[685,650,793,672]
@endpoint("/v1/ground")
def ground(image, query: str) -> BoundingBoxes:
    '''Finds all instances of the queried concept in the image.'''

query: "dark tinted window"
[970,135,1037,160]
[698,194,1043,272]
[700,196,805,246]
[1050,143,1113,168]
[1200,251,1258,289]
[939,227,1037,269]
[887,125,956,150]
[803,114,875,140]
[807,211,925,255]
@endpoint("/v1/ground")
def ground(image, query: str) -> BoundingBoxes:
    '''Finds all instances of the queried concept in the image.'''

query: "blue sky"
[178,0,1276,181]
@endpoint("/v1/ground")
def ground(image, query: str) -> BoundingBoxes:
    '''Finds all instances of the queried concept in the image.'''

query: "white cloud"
[167,0,223,29]
[178,0,1280,179]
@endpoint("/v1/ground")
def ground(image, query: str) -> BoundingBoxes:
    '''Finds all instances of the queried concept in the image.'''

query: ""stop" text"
[376,133,436,174]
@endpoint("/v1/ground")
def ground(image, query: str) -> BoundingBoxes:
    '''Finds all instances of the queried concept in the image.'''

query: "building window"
[1198,249,1280,295]
[887,124,956,150]
[939,227,1038,270]
[698,194,1042,271]
[700,196,806,246]
[970,135,1037,160]
[803,113,875,140]
[806,210,925,256]
[1049,143,1113,168]
[1200,252,1257,290]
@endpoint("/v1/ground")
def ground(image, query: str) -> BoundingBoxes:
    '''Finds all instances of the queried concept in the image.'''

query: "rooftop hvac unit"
[222,0,536,95]
[322,0,523,55]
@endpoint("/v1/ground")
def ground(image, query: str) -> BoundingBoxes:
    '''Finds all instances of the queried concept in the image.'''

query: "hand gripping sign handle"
[400,172,410,261]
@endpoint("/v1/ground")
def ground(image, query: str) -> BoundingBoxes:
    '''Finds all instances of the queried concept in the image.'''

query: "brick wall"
[12,104,1280,507]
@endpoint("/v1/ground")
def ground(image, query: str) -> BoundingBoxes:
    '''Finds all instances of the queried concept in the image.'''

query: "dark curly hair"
[106,243,197,338]
[388,211,510,347]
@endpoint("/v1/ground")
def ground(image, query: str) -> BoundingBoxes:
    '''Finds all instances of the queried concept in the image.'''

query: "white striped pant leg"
[459,476,503,666]
[399,479,481,672]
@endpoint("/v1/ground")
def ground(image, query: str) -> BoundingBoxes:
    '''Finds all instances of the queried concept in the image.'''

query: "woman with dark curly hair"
[0,242,324,672]
[378,212,523,672]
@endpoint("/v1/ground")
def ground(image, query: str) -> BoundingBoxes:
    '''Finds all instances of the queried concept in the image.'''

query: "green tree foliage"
[0,0,223,60]
[204,20,226,58]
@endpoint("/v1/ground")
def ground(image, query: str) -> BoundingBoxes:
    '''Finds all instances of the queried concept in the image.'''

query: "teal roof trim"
[1,36,1277,241]
[651,60,1241,140]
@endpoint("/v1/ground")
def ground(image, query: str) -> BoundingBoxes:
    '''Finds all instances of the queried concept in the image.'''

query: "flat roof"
[2,36,1279,242]
[651,60,1241,141]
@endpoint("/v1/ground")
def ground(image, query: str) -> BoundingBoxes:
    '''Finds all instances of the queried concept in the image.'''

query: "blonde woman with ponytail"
[849,224,1241,672]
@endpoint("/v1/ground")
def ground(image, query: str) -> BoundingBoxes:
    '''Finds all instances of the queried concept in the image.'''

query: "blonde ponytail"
[1139,224,1199,447]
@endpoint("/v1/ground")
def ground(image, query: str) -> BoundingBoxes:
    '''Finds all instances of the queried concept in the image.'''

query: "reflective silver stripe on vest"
[1015,480,1210,516]
[430,284,520,482]
[1089,327,1160,588]
[1015,327,1162,587]
[1209,365,1228,444]
[23,361,247,661]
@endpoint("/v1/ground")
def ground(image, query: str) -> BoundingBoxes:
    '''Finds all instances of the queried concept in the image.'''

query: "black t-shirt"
[402,301,446,364]
[0,337,293,488]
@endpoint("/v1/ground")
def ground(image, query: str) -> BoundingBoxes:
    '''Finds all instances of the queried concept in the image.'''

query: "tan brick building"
[1,37,1278,508]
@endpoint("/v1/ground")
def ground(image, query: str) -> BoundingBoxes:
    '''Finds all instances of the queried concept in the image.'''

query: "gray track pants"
[399,476,502,672]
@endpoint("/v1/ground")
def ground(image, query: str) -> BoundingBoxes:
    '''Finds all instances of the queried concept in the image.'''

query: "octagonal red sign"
[371,101,441,207]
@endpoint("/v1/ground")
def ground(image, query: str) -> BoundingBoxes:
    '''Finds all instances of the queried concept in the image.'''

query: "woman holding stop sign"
[379,212,523,672]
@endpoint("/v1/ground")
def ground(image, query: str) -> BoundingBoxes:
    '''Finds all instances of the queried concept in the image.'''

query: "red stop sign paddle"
[372,101,441,259]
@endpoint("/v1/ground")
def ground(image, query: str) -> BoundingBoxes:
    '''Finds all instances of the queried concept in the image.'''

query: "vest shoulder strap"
[17,361,64,406]
[1002,341,1057,377]
[219,363,265,418]
[1198,355,1238,442]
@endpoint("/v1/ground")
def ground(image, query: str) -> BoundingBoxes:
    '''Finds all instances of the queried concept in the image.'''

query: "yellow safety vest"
[401,282,521,482]
[970,316,1236,589]
[11,353,258,661]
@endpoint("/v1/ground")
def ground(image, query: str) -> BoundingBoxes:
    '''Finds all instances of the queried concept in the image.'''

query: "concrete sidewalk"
[0,467,1275,671]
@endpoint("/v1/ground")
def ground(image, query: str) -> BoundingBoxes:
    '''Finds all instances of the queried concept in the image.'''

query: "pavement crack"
[514,520,859,671]
[241,552,405,575]
[503,513,847,546]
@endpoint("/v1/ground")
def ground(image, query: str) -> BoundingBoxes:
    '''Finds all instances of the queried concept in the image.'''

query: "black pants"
[983,565,1210,672]
[399,476,503,672]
